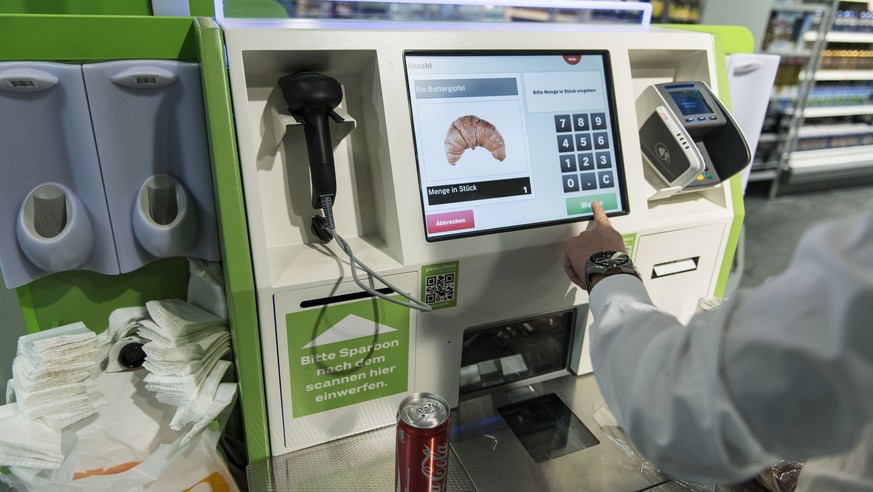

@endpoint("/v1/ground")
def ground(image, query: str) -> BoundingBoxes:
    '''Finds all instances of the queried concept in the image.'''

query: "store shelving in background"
[775,0,873,194]
[280,1,654,25]
[723,0,873,196]
[741,1,831,190]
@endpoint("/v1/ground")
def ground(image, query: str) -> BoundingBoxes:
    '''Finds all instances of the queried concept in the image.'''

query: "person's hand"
[564,201,627,290]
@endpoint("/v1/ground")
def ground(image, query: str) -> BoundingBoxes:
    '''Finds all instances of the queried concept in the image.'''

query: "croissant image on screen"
[444,115,507,165]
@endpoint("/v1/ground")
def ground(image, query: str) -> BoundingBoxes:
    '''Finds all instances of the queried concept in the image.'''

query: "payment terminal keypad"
[555,113,614,196]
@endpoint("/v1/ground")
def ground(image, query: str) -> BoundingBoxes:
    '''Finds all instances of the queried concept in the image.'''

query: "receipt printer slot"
[652,257,699,278]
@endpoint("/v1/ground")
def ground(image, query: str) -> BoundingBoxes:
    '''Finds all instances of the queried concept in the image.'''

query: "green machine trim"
[15,259,189,334]
[223,0,288,18]
[0,0,150,15]
[194,17,270,463]
[0,0,214,17]
[0,14,199,61]
[1,13,269,463]
[668,24,754,298]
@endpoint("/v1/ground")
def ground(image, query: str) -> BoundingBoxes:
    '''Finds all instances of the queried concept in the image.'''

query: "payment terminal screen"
[669,89,713,116]
[404,51,629,241]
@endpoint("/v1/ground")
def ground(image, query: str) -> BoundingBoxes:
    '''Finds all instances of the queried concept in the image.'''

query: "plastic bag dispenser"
[83,60,220,273]
[0,62,118,287]
[636,81,750,201]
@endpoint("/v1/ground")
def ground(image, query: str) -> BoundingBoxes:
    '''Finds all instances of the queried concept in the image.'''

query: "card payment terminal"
[636,81,750,198]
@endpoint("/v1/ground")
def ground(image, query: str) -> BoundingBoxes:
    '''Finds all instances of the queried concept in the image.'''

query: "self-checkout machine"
[222,6,753,489]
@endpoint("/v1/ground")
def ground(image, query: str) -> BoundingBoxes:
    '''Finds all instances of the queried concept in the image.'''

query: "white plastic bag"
[2,371,238,491]
[65,427,237,492]
[4,428,237,492]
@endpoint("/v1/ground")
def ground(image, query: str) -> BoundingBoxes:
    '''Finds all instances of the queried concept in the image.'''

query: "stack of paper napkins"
[139,299,232,431]
[8,323,106,431]
[0,403,67,469]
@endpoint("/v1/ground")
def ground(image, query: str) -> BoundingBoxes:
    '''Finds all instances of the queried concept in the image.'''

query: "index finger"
[592,201,610,226]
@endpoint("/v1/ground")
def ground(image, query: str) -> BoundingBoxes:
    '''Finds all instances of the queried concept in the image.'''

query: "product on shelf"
[820,50,873,70]
[763,10,821,52]
[807,82,873,106]
[832,10,873,32]
[796,122,873,151]
[773,60,805,88]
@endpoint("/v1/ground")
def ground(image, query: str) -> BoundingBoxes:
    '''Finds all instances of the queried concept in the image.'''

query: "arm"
[567,205,873,483]
[589,275,777,482]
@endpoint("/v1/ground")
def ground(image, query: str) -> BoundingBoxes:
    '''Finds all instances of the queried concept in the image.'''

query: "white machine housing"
[222,20,738,455]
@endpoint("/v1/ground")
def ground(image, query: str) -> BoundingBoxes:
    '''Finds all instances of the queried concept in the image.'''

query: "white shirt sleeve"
[587,209,873,484]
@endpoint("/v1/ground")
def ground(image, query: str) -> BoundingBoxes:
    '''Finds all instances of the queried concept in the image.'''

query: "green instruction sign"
[421,261,459,310]
[286,297,410,418]
[622,233,638,260]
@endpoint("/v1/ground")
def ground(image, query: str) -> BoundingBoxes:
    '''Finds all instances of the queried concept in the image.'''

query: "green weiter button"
[565,194,618,215]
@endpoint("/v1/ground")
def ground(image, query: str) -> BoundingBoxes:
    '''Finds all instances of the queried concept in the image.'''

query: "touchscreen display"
[670,89,713,116]
[405,52,628,241]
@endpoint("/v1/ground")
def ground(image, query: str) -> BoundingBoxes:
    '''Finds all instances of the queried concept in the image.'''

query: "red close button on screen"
[426,210,475,234]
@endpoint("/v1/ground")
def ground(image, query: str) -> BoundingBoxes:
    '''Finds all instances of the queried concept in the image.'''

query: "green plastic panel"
[669,25,754,298]
[223,0,288,18]
[0,0,214,16]
[15,258,190,334]
[189,0,216,17]
[194,17,270,463]
[0,0,150,15]
[0,14,199,61]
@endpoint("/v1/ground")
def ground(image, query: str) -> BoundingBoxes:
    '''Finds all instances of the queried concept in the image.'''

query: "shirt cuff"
[588,273,652,316]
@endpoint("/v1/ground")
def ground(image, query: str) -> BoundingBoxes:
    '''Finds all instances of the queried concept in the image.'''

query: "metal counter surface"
[247,422,476,491]
[450,374,668,491]
[246,373,770,491]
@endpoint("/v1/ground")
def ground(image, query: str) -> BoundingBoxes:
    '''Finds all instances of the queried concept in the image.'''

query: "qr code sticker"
[425,272,456,304]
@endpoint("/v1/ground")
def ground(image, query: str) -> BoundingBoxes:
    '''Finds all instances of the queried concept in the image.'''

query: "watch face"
[592,251,629,267]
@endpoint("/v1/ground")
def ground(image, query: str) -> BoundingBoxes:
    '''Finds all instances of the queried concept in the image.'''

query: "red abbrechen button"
[427,210,475,234]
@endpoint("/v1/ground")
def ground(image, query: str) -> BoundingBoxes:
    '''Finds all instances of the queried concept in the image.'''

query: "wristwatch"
[584,251,641,293]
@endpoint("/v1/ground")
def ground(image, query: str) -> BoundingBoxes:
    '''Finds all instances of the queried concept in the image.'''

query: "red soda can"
[395,392,451,492]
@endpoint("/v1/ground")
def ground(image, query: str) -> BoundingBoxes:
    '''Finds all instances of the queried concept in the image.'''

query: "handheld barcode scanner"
[276,71,431,312]
[278,71,343,212]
